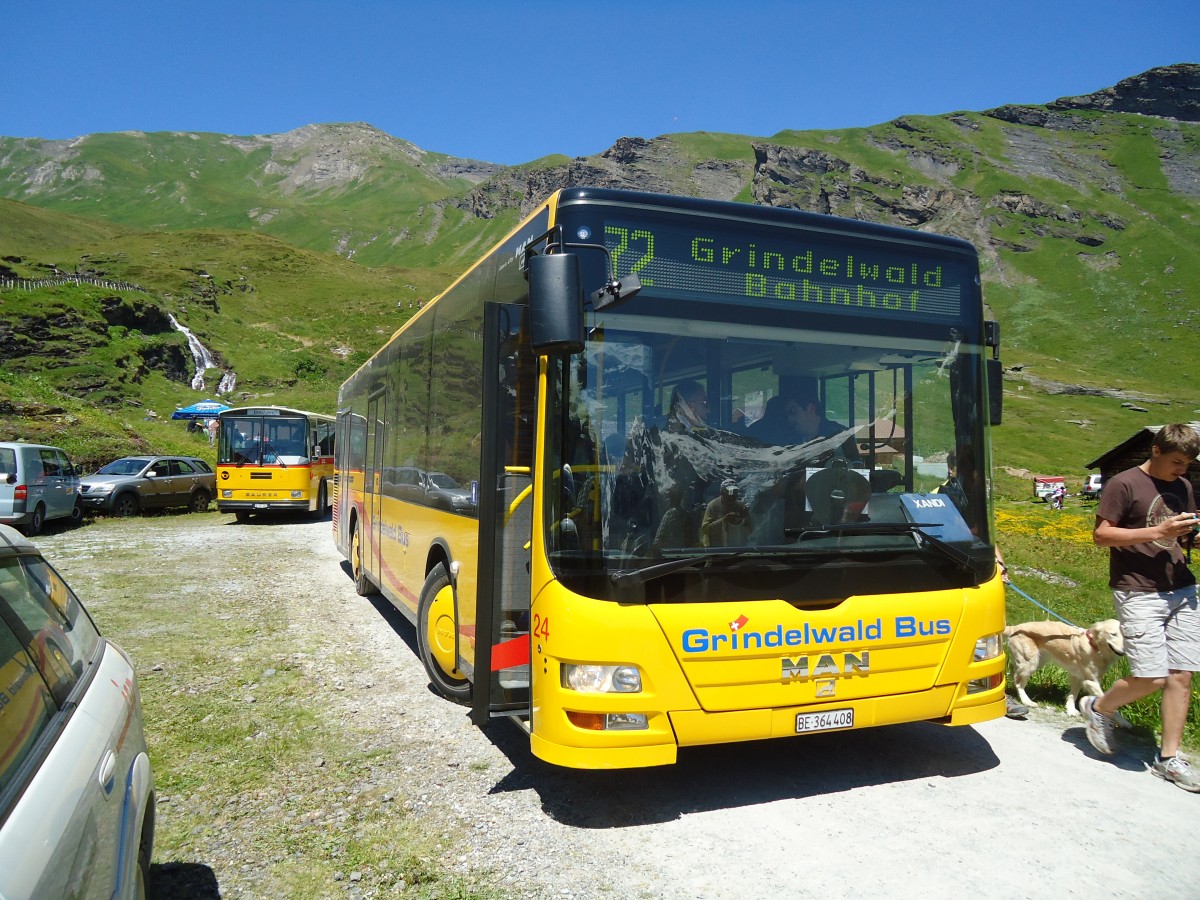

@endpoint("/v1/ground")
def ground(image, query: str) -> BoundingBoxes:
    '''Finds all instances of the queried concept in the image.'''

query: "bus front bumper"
[528,686,1006,769]
[217,500,310,512]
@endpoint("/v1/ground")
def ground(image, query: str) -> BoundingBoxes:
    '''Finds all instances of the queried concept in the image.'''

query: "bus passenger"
[791,388,861,462]
[747,395,800,445]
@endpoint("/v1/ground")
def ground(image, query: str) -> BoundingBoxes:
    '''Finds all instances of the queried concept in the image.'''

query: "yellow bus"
[334,188,1008,769]
[216,406,335,522]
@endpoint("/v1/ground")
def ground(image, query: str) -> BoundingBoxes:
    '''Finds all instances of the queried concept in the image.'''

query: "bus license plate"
[795,708,853,733]
[253,503,269,509]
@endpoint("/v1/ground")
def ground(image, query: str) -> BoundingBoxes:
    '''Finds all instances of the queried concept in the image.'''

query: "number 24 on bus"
[333,187,1008,769]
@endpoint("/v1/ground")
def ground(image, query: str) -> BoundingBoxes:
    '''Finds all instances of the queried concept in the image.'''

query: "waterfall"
[168,313,236,394]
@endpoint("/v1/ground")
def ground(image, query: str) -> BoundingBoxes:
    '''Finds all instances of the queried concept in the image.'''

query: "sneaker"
[1151,755,1200,793]
[1080,695,1116,755]
[1005,697,1028,719]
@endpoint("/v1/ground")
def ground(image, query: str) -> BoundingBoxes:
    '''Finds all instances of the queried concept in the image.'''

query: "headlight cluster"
[973,632,1003,662]
[562,663,642,693]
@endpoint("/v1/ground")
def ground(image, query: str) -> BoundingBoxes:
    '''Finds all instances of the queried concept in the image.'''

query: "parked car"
[1081,474,1104,500]
[0,442,83,536]
[80,455,216,516]
[0,523,155,898]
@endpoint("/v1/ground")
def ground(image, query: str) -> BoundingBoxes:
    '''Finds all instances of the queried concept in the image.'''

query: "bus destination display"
[604,219,969,322]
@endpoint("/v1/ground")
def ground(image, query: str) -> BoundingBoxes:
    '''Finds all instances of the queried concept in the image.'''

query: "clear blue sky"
[5,1,1196,166]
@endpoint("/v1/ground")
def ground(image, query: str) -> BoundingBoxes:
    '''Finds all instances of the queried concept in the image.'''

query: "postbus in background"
[216,406,335,523]
[334,187,1007,769]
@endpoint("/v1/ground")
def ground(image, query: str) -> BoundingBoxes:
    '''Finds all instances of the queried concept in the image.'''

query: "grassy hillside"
[0,125,488,268]
[2,95,1199,490]
[0,221,457,468]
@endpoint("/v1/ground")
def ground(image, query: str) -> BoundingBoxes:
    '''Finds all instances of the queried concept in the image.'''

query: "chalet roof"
[854,418,905,440]
[1086,423,1200,470]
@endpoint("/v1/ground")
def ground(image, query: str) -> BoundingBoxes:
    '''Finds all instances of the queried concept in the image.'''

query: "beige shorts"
[1112,585,1200,678]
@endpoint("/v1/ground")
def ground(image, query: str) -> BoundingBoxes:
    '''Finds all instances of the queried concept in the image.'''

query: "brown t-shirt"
[1096,466,1197,591]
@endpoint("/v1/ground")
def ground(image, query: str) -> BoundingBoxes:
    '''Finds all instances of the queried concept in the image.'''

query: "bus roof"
[219,405,334,422]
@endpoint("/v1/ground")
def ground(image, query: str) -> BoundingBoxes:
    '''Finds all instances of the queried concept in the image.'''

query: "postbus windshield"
[542,201,993,603]
[218,413,311,466]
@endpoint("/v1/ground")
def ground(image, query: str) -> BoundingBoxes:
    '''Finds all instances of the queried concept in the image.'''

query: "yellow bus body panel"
[526,573,1006,769]
[368,495,481,670]
[217,461,332,509]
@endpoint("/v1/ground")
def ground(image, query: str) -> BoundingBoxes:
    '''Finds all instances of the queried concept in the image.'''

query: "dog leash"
[1004,580,1081,629]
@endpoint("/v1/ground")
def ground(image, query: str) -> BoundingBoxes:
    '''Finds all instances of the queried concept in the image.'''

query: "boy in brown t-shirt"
[1084,423,1200,792]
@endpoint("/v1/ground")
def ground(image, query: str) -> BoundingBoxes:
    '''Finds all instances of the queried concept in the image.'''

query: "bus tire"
[417,563,471,703]
[312,481,327,519]
[351,524,374,596]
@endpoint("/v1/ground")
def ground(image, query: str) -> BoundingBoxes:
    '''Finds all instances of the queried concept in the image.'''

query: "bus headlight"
[973,632,1003,662]
[221,489,233,498]
[562,664,642,693]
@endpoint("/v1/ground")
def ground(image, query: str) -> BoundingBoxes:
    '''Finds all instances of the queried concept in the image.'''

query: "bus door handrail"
[503,466,532,526]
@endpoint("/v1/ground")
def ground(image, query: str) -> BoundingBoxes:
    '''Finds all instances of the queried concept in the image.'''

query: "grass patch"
[43,514,500,898]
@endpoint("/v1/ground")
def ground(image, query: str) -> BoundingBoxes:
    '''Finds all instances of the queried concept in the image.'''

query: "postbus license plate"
[253,503,269,509]
[795,708,853,733]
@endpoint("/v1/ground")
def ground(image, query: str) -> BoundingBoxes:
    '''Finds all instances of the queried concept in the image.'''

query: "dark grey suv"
[80,455,216,517]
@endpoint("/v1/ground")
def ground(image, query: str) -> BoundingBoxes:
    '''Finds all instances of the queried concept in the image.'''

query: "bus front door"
[366,390,385,582]
[472,303,535,726]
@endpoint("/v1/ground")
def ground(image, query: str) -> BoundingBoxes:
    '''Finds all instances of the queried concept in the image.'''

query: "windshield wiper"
[610,551,749,587]
[792,522,980,575]
[262,441,287,468]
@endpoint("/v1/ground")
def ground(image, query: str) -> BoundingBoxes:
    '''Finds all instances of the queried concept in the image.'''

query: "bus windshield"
[218,414,310,466]
[544,271,992,603]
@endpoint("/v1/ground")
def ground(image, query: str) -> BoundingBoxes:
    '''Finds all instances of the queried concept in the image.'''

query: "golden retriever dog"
[1004,619,1126,720]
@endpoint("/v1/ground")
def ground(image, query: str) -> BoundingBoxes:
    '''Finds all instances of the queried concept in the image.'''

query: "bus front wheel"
[417,563,471,703]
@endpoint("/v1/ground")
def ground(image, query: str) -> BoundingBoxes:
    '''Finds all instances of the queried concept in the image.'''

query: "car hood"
[82,474,139,487]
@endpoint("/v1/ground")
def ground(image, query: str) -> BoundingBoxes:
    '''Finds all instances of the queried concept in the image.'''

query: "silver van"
[0,443,83,536]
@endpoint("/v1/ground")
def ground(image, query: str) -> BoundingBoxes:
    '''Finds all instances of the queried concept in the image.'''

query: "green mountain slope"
[1,64,1198,486]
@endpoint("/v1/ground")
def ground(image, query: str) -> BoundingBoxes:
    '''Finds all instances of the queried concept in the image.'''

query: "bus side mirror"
[987,358,1003,426]
[528,253,584,356]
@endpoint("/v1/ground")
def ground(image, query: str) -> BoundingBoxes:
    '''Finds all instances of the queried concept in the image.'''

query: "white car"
[0,524,155,898]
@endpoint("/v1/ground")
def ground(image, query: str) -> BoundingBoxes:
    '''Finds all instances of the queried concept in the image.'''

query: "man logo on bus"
[730,614,749,632]
[782,652,870,682]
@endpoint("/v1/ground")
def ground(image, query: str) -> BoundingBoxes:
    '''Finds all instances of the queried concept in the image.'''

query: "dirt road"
[38,514,1200,899]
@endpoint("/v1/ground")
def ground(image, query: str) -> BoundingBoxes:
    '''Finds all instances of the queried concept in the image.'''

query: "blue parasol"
[170,399,230,420]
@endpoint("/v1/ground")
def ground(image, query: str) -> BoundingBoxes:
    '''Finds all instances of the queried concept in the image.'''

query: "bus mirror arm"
[590,272,641,312]
[555,239,642,312]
